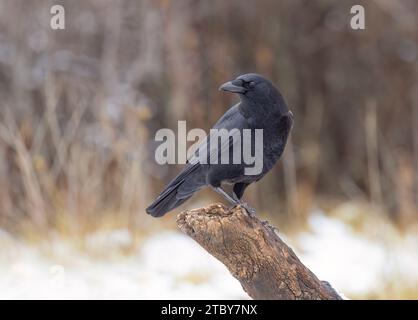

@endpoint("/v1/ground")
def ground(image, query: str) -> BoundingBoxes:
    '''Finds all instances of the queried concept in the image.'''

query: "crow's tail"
[146,191,192,218]
[146,165,203,218]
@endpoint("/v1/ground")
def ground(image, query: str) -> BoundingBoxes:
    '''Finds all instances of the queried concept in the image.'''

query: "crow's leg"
[232,182,250,200]
[211,186,256,217]
[212,186,238,206]
[229,192,256,217]
[233,197,257,217]
[231,182,256,216]
[232,191,240,202]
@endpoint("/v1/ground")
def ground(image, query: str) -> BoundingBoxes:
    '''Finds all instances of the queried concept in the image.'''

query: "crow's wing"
[188,104,247,166]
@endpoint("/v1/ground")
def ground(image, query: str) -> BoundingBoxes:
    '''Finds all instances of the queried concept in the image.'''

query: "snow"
[296,209,418,298]
[297,211,387,294]
[0,230,247,300]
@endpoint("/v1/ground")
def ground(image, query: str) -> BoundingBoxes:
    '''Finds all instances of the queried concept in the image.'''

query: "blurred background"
[0,0,417,299]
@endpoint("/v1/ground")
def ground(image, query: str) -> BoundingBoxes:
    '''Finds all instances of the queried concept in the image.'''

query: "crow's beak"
[219,81,246,93]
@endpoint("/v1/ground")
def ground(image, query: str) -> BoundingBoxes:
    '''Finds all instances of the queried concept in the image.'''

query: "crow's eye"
[243,81,255,89]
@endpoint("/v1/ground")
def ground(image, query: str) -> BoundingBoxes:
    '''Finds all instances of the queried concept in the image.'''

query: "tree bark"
[176,203,342,300]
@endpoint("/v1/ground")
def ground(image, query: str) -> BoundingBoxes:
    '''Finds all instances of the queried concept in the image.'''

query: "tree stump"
[176,203,342,300]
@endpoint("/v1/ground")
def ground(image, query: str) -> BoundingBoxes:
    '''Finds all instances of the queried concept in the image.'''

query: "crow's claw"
[239,202,256,217]
[261,220,270,227]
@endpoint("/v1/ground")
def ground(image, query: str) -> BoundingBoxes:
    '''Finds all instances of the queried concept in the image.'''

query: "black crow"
[146,73,293,217]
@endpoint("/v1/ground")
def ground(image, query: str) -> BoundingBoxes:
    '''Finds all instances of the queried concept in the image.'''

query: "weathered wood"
[176,203,342,300]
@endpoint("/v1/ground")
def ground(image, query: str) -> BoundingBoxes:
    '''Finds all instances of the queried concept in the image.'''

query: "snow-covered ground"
[0,230,247,299]
[1,206,418,299]
[296,211,418,298]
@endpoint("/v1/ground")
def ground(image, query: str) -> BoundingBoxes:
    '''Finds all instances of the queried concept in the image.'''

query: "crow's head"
[219,73,276,99]
[219,73,287,114]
